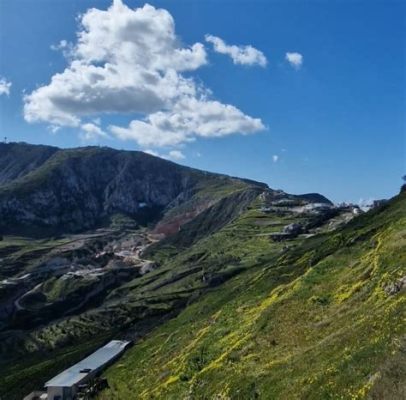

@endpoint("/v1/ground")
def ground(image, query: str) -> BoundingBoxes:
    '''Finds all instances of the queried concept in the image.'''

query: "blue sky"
[0,0,405,203]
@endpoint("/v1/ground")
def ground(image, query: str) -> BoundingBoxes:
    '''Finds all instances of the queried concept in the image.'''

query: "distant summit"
[296,192,333,205]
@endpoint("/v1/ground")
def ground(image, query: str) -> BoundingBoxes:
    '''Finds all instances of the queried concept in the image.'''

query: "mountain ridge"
[0,143,327,237]
[0,143,264,236]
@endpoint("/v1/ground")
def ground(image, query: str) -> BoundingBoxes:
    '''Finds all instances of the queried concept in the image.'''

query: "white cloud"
[23,1,264,148]
[109,97,264,147]
[144,148,185,161]
[50,39,75,59]
[48,125,61,134]
[0,77,12,96]
[50,40,68,51]
[168,150,185,160]
[24,1,206,127]
[144,149,159,157]
[358,198,375,210]
[205,35,267,67]
[285,52,303,69]
[272,155,279,163]
[81,122,108,140]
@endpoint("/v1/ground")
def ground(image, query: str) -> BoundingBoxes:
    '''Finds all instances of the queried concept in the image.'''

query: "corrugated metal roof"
[45,340,130,387]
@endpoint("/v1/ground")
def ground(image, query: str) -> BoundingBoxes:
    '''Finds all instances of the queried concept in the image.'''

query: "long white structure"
[32,340,130,400]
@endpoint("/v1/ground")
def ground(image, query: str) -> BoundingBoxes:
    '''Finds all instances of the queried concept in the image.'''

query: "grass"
[0,184,295,398]
[97,192,406,399]
[1,189,405,399]
[0,235,72,281]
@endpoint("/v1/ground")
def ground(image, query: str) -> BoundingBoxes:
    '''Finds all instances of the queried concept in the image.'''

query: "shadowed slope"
[0,142,58,185]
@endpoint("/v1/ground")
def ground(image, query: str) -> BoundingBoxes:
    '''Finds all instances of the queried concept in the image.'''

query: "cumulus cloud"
[24,1,205,127]
[285,52,303,69]
[81,122,108,140]
[23,0,264,147]
[144,148,185,161]
[109,97,264,147]
[272,155,279,163]
[168,150,185,160]
[0,77,12,96]
[205,35,267,67]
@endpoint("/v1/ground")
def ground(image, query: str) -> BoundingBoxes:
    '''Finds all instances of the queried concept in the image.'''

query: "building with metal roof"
[24,340,130,400]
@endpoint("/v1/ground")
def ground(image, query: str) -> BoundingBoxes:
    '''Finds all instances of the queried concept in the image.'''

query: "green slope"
[0,142,58,185]
[98,192,406,399]
[0,184,263,399]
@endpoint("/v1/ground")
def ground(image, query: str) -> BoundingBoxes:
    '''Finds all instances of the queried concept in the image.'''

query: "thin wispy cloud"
[205,34,267,67]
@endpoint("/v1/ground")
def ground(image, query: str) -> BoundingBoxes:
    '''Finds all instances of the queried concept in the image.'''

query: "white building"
[24,340,130,400]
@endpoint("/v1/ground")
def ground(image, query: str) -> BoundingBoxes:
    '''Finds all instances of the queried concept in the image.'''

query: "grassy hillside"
[0,178,341,399]
[0,142,58,185]
[0,186,265,399]
[98,192,406,399]
[2,144,403,400]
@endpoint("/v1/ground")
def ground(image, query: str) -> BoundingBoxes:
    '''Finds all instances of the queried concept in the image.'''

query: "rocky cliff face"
[0,144,258,235]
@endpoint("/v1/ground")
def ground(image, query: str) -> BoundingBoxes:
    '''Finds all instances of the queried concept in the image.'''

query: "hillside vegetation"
[0,142,58,185]
[0,143,404,400]
[0,143,269,398]
[98,191,406,399]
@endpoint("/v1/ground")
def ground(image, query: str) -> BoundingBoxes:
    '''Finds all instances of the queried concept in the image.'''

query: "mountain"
[0,143,264,235]
[297,192,333,205]
[0,142,403,400]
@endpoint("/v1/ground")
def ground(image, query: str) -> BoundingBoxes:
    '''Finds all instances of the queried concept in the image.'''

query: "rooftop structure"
[25,340,130,400]
[45,340,129,388]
